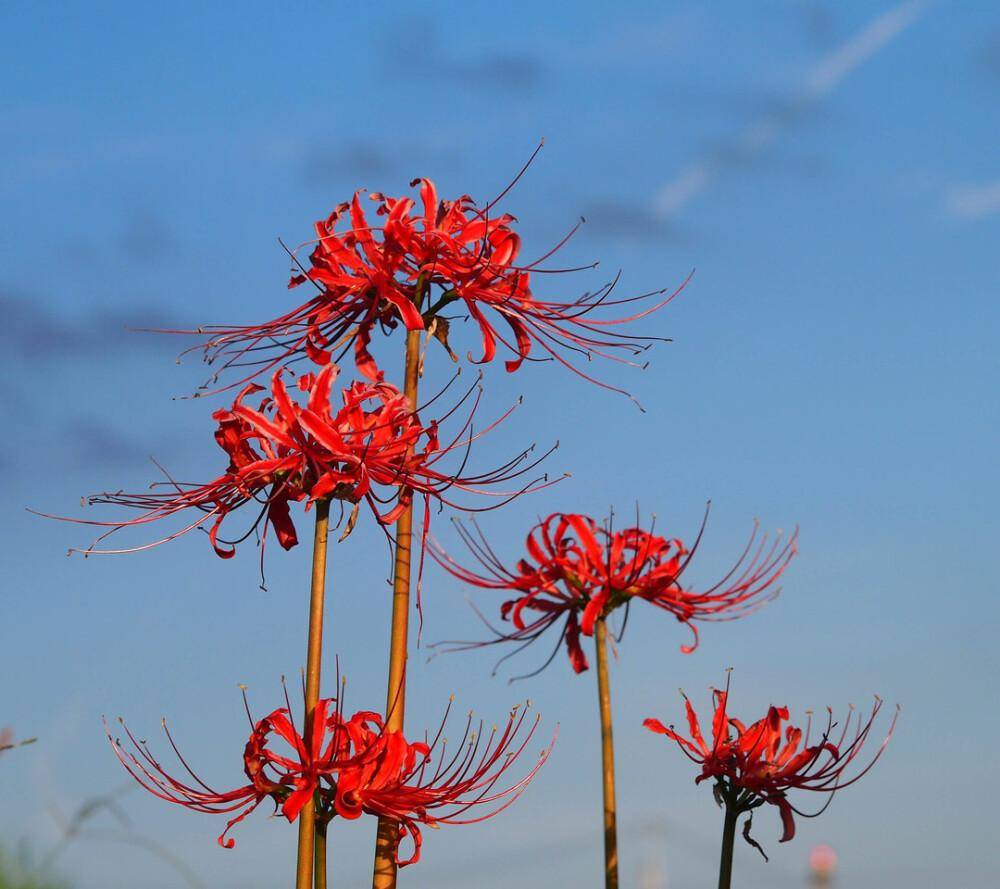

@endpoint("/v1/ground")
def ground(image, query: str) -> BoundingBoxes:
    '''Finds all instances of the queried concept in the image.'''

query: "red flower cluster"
[644,684,897,845]
[172,175,685,397]
[54,363,552,561]
[110,690,551,866]
[430,511,796,676]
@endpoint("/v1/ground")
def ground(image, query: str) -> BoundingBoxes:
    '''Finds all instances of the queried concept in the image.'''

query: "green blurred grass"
[0,849,65,889]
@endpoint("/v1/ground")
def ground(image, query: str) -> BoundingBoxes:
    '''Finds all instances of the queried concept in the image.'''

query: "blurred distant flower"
[45,363,554,562]
[110,688,551,866]
[644,679,897,854]
[0,727,36,755]
[809,844,838,882]
[430,510,795,676]
[0,728,12,752]
[167,172,685,400]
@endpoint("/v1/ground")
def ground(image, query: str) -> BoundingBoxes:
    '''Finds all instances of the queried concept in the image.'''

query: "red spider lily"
[643,680,898,849]
[161,166,686,400]
[108,696,344,848]
[429,508,796,677]
[109,686,552,866]
[45,362,556,565]
[331,699,551,866]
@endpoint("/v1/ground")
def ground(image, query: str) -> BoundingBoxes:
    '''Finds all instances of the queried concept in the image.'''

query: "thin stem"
[295,500,331,889]
[315,818,329,889]
[718,805,739,889]
[371,325,422,889]
[423,288,459,320]
[594,617,619,889]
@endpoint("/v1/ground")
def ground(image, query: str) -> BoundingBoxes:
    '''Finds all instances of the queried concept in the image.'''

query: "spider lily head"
[644,676,898,854]
[42,362,561,575]
[332,698,553,866]
[164,160,687,404]
[430,508,795,678]
[109,684,553,867]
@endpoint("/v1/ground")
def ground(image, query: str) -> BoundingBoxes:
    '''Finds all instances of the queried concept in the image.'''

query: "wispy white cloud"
[944,179,1000,220]
[654,1,931,218]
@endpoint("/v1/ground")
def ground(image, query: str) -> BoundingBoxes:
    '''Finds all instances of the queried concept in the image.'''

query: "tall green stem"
[295,500,331,889]
[315,818,329,889]
[594,618,619,889]
[371,326,422,889]
[718,806,739,889]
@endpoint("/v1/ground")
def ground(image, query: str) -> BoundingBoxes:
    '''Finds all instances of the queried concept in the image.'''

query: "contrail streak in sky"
[654,1,931,218]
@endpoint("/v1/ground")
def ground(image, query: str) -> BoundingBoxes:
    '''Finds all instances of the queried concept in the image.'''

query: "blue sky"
[1,1,997,887]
